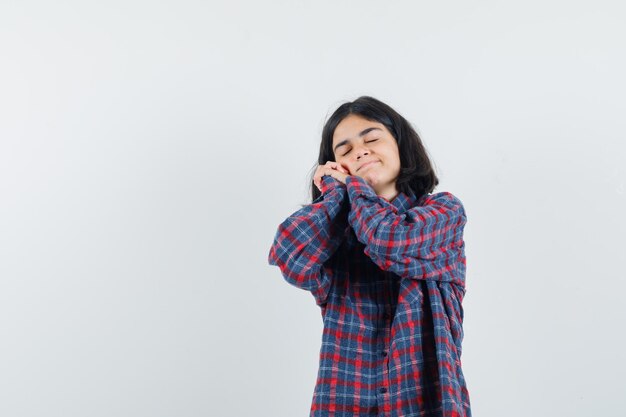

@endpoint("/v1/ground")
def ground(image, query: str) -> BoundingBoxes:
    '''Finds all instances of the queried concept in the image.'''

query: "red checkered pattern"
[268,174,471,417]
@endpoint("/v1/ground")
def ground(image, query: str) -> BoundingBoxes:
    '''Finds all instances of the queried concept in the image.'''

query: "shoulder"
[422,191,463,207]
[418,191,466,218]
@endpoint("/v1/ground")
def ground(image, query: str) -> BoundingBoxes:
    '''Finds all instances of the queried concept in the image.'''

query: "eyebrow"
[333,127,382,153]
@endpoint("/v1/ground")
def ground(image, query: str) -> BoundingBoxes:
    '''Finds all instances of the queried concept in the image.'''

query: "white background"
[1,1,624,416]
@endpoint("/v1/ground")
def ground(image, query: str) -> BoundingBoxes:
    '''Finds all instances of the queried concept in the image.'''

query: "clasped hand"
[313,161,351,191]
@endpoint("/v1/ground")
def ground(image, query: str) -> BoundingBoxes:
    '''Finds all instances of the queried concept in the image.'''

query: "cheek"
[385,149,401,166]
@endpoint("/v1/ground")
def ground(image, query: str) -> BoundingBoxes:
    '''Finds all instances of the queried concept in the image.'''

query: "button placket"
[377,307,392,401]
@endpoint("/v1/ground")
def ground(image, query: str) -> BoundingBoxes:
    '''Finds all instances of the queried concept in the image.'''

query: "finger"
[316,168,329,187]
[327,161,339,170]
[333,162,347,174]
[314,168,323,187]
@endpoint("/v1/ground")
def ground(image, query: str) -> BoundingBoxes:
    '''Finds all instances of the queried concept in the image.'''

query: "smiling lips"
[358,160,379,172]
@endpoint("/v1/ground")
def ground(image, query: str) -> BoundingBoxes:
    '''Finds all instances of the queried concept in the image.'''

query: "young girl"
[268,96,471,417]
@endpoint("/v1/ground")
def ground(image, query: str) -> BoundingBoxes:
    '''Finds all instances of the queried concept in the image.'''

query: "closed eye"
[342,139,378,156]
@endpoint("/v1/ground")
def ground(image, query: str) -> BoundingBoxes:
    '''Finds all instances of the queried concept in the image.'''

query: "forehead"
[332,115,386,145]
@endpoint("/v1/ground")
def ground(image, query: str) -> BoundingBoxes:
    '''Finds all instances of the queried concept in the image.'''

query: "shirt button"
[379,387,387,394]
[381,351,388,357]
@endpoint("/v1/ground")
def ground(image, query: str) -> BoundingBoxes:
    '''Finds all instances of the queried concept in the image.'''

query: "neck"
[375,183,399,202]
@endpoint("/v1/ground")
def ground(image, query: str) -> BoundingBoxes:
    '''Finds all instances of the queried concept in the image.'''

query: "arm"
[344,175,467,284]
[268,175,349,306]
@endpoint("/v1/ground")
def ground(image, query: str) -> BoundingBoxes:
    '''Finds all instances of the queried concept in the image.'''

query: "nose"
[355,145,370,159]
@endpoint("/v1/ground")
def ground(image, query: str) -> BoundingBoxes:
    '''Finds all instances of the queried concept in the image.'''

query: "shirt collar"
[386,189,427,214]
[388,191,412,213]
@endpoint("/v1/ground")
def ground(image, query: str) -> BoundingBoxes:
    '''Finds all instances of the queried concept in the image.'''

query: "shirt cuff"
[345,174,378,199]
[319,174,346,195]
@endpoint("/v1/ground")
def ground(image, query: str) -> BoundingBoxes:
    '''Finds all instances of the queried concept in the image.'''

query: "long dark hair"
[308,95,439,203]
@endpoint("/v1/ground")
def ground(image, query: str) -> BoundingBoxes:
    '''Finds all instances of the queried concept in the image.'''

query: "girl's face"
[332,114,401,198]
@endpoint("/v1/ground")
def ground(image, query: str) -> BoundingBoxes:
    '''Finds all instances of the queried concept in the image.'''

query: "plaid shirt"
[268,174,471,417]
